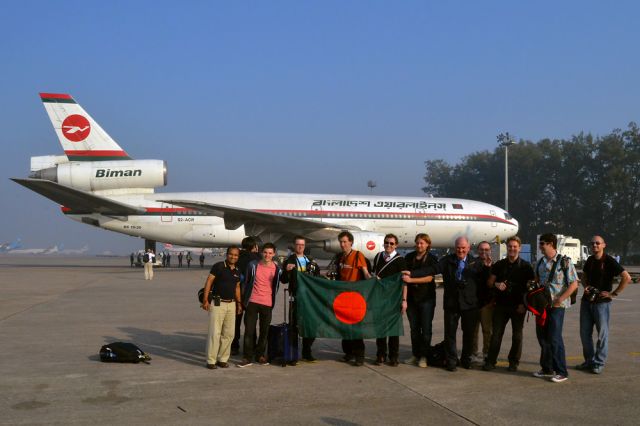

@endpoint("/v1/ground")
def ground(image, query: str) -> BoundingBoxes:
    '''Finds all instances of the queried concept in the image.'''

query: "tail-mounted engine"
[29,158,167,191]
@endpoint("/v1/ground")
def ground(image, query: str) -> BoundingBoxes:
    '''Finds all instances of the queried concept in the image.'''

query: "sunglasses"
[590,241,602,245]
[383,242,396,246]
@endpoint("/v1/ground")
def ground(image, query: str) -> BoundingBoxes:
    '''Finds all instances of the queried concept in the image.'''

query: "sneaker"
[354,358,364,367]
[404,356,419,365]
[591,366,604,374]
[387,359,399,367]
[533,369,554,378]
[257,356,269,366]
[550,374,568,383]
[237,359,253,368]
[575,362,591,371]
[375,355,385,366]
[446,364,457,372]
[418,357,428,368]
[508,363,518,372]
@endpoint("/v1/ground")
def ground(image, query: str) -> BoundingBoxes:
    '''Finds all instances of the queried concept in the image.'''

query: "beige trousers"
[206,301,236,364]
[144,262,154,280]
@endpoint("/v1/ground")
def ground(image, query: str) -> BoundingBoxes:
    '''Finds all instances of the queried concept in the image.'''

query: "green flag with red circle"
[296,272,404,339]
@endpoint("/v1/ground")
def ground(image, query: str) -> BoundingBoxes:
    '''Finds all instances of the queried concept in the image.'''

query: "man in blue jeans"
[577,235,631,374]
[534,233,578,383]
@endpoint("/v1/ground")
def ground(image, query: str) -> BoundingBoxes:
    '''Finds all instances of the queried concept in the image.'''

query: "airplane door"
[161,203,173,223]
[416,209,425,226]
[490,210,497,227]
[312,205,323,222]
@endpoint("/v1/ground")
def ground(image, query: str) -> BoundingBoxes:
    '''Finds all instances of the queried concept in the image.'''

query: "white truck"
[536,234,589,267]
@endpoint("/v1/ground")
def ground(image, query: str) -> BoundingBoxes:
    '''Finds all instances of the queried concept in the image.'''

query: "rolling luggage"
[268,288,299,366]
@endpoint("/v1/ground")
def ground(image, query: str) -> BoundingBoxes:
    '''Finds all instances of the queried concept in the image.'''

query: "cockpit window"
[504,212,513,220]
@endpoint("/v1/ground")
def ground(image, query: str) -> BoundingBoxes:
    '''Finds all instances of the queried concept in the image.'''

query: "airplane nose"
[511,217,519,234]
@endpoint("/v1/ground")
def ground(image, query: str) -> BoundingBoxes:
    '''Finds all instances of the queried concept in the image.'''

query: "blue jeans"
[536,307,568,377]
[580,300,610,368]
[406,298,436,358]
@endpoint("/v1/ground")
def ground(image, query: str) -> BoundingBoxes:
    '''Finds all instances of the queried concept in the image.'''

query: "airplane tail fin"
[10,238,22,250]
[39,93,131,161]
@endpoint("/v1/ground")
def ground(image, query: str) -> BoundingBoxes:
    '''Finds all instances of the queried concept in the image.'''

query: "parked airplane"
[12,93,519,258]
[0,238,22,253]
[58,245,90,255]
[7,244,60,255]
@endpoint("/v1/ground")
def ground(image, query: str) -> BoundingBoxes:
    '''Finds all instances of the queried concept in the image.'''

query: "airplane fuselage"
[65,191,518,251]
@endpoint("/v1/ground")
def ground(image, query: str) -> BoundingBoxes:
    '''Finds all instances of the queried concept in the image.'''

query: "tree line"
[422,122,640,260]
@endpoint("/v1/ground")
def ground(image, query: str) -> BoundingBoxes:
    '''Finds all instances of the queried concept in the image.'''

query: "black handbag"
[197,287,213,304]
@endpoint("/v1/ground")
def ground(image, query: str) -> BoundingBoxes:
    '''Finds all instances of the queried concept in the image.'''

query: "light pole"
[497,132,515,212]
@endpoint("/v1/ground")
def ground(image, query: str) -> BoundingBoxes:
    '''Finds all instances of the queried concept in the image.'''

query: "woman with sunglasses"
[371,234,407,366]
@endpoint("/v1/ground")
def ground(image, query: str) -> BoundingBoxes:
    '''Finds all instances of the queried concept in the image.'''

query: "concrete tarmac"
[1,256,639,425]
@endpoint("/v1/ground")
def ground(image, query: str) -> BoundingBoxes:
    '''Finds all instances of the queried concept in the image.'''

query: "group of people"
[199,232,631,383]
[131,249,205,274]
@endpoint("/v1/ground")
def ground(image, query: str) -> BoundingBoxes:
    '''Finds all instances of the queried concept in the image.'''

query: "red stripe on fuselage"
[145,207,196,213]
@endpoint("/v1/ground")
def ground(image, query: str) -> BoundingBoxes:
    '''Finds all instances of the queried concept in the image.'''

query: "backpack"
[427,340,447,368]
[99,342,151,364]
[525,281,552,326]
[143,253,150,263]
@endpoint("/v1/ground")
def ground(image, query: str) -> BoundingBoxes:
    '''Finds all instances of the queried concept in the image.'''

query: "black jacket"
[415,253,485,311]
[405,251,439,302]
[372,252,407,279]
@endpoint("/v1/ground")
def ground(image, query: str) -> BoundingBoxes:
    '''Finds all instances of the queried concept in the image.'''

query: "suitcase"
[268,288,299,366]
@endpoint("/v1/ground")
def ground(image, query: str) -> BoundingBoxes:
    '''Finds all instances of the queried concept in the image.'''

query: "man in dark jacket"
[483,236,534,372]
[231,237,260,355]
[281,236,320,363]
[371,233,407,366]
[414,236,484,371]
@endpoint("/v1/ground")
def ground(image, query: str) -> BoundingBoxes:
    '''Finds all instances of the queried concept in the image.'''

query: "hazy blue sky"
[1,1,638,254]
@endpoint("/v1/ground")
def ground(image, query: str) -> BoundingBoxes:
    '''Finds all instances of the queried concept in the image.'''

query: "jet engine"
[323,231,386,259]
[30,159,167,191]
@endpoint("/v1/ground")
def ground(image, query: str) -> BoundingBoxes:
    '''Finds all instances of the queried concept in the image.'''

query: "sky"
[1,1,638,254]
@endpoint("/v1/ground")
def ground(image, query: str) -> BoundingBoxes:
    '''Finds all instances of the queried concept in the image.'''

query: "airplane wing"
[11,178,145,215]
[162,199,361,240]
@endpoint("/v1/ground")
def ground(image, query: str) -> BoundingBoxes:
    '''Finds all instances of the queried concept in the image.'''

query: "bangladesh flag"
[296,272,404,339]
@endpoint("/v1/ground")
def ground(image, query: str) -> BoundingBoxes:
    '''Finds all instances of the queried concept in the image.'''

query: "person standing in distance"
[143,249,156,280]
